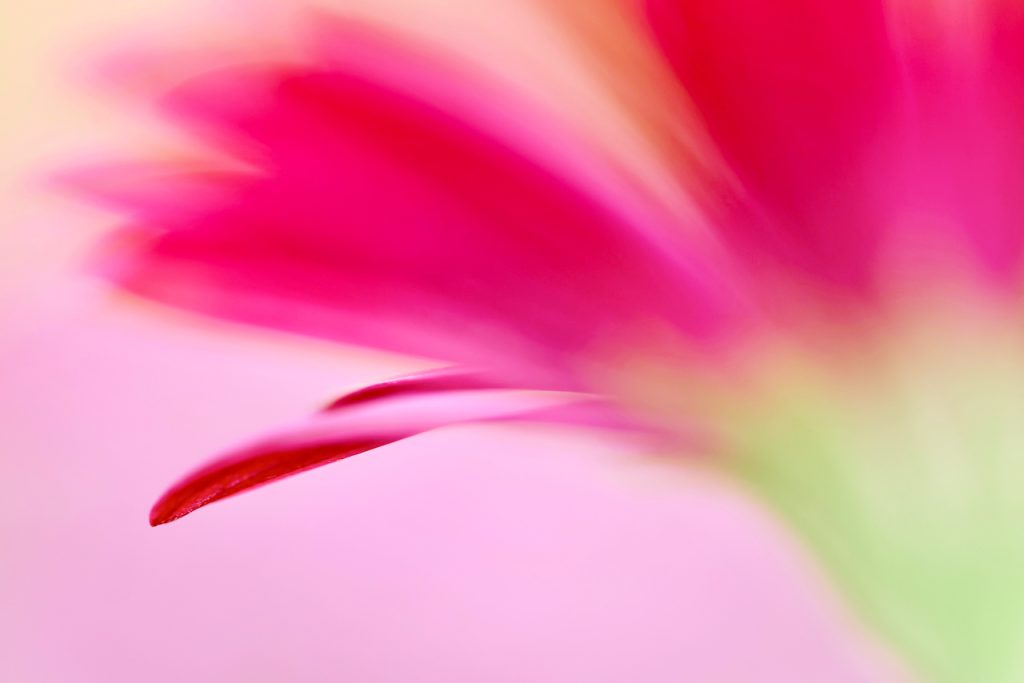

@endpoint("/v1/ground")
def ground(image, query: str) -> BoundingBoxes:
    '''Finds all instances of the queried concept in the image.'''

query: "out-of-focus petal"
[530,0,712,221]
[72,23,740,390]
[149,378,639,526]
[645,0,898,291]
[879,3,1024,292]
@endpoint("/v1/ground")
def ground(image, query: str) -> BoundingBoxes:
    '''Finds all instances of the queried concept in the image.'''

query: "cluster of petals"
[68,1,1024,526]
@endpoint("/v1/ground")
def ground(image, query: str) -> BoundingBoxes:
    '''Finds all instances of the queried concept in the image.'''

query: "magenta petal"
[321,367,505,410]
[646,0,897,290]
[75,24,738,388]
[149,375,634,525]
[883,8,1024,288]
[149,434,393,526]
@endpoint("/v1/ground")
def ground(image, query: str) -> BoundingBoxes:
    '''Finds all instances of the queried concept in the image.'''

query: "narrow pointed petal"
[319,367,655,433]
[149,382,634,526]
[321,367,505,410]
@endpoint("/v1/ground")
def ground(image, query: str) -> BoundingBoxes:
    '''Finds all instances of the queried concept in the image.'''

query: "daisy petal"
[75,23,737,389]
[321,367,505,411]
[150,381,634,526]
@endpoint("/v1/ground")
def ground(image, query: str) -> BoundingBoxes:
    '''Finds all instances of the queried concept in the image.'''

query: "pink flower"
[70,4,1024,681]
[74,16,746,525]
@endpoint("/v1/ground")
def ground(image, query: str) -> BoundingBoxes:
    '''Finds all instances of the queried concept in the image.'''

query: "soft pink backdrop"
[1,2,905,681]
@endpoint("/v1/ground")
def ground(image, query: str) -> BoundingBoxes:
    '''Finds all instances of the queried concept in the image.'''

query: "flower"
[70,2,1024,682]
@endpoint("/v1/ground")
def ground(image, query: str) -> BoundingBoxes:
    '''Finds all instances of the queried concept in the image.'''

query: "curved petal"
[72,21,740,390]
[321,367,504,410]
[150,377,640,526]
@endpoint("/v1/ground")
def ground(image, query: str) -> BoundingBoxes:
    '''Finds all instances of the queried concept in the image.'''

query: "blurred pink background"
[1,2,903,681]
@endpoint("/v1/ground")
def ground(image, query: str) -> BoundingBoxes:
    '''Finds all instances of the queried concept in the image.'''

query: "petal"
[74,22,739,389]
[530,0,711,215]
[320,367,505,410]
[646,0,899,290]
[149,374,638,526]
[886,4,1024,289]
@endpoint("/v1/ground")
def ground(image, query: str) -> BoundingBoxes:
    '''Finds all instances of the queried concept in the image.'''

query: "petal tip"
[149,493,198,526]
[148,505,178,527]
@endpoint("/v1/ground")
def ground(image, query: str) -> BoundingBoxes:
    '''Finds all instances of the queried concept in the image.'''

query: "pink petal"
[149,377,637,526]
[73,23,739,389]
[321,367,505,410]
[646,0,898,291]
[881,7,1024,289]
